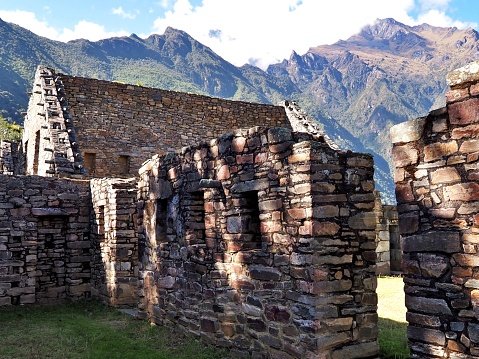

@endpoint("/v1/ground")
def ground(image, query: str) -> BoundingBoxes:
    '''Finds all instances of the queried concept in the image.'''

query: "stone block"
[267,128,292,144]
[449,98,479,125]
[331,341,379,359]
[390,117,426,144]
[443,182,479,201]
[446,88,469,103]
[249,266,281,281]
[446,61,479,87]
[200,317,218,333]
[312,221,340,236]
[452,124,479,139]
[348,212,376,230]
[459,139,479,153]
[430,167,461,185]
[392,143,419,167]
[424,141,458,162]
[407,326,445,345]
[405,295,452,315]
[402,231,460,253]
[395,182,414,203]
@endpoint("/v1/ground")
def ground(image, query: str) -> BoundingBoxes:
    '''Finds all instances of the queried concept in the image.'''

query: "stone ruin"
[391,61,479,358]
[137,126,378,358]
[0,65,411,358]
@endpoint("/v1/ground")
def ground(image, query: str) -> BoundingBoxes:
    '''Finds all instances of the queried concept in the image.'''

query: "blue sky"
[1,0,478,69]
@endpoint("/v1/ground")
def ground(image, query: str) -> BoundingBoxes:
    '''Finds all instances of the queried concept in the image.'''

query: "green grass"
[0,301,226,359]
[0,277,408,359]
[377,276,409,358]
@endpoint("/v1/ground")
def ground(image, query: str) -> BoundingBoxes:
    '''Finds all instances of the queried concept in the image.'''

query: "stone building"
[137,127,379,358]
[391,61,479,358]
[0,65,406,358]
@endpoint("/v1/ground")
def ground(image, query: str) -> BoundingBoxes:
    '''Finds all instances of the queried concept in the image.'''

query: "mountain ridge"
[1,18,479,202]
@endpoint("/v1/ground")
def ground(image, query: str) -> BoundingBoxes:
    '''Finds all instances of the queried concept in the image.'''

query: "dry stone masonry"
[0,65,412,358]
[391,60,479,358]
[90,178,139,307]
[137,126,379,358]
[0,175,91,305]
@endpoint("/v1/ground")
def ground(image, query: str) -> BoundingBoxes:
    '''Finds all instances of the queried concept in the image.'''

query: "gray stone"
[406,295,452,315]
[401,231,460,253]
[390,117,426,144]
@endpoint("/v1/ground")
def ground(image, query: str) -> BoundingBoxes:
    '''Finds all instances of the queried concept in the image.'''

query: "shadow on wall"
[390,61,479,358]
[136,126,380,358]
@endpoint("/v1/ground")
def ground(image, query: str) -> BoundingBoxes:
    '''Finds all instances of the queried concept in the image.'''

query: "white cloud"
[415,9,477,29]
[112,6,138,20]
[0,10,59,39]
[57,21,130,42]
[151,0,417,69]
[0,10,129,43]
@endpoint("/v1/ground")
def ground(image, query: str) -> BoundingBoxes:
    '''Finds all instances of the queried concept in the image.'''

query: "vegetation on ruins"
[0,277,407,358]
[0,114,21,141]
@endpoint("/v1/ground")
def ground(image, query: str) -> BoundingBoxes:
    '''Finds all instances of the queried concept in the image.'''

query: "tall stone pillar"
[391,61,479,358]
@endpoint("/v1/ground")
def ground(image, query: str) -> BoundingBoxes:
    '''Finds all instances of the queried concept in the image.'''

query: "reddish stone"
[312,221,340,236]
[398,212,419,235]
[424,141,458,162]
[449,98,479,125]
[236,153,253,164]
[452,124,479,139]
[459,139,479,153]
[231,137,246,153]
[395,182,414,204]
[216,165,230,180]
[443,182,479,201]
[265,305,291,322]
[446,88,469,103]
[471,82,479,96]
[254,152,267,164]
[392,143,418,167]
[287,208,307,220]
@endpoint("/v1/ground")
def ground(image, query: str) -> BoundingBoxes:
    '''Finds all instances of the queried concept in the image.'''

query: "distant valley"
[1,17,479,202]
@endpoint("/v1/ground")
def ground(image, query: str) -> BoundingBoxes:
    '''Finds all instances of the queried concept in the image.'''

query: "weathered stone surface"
[390,117,426,144]
[417,253,450,278]
[406,295,452,315]
[449,98,479,125]
[331,341,379,359]
[446,61,479,87]
[398,212,420,235]
[424,141,458,162]
[392,143,419,167]
[408,326,446,345]
[401,231,460,253]
[430,167,461,184]
[348,212,376,230]
[249,266,282,281]
[443,182,479,201]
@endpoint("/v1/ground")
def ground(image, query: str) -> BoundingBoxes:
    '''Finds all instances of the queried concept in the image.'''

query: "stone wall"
[90,177,139,307]
[56,71,290,177]
[22,68,84,177]
[374,191,399,275]
[137,126,379,358]
[0,141,20,175]
[391,61,479,358]
[0,175,91,305]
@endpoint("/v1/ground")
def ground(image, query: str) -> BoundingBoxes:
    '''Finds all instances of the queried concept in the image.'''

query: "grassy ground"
[0,301,226,359]
[0,277,408,358]
[377,276,409,358]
